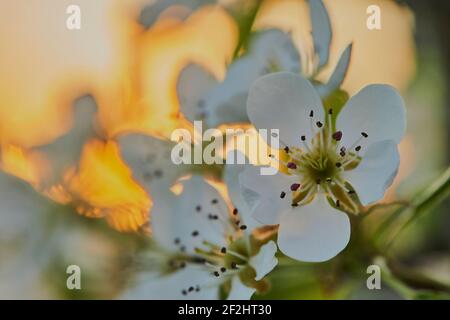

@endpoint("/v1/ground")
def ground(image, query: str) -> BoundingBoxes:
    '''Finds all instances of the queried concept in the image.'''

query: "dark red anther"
[332,131,343,141]
[287,162,297,169]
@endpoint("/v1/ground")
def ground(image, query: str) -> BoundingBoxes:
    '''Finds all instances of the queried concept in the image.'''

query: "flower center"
[273,108,369,214]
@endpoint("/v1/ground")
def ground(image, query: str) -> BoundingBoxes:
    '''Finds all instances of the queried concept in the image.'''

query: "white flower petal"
[223,152,261,231]
[316,44,353,98]
[204,56,260,127]
[343,140,400,205]
[177,64,218,128]
[309,0,332,69]
[118,133,187,194]
[152,176,228,253]
[250,241,278,281]
[239,165,297,225]
[121,266,218,300]
[0,172,52,242]
[252,29,301,74]
[278,197,350,262]
[206,30,301,128]
[227,276,256,300]
[247,72,324,148]
[336,84,406,154]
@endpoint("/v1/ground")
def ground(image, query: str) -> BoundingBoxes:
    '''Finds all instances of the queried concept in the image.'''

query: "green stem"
[375,257,450,300]
[374,166,450,247]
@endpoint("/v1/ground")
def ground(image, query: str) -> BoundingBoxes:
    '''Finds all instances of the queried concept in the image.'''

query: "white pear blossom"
[240,72,406,262]
[177,29,301,129]
[122,176,278,300]
[177,0,352,128]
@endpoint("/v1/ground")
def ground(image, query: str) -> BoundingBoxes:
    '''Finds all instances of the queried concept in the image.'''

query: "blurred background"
[0,0,448,299]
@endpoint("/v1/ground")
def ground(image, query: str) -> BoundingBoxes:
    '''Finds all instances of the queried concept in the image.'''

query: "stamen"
[309,110,314,118]
[341,152,360,167]
[361,132,369,138]
[227,249,248,261]
[290,183,301,191]
[284,146,290,154]
[195,205,202,212]
[191,230,199,237]
[239,225,247,230]
[232,208,238,215]
[287,162,297,169]
[280,191,286,199]
[301,135,313,153]
[327,111,334,146]
[335,162,342,168]
[220,267,226,273]
[332,131,343,141]
[355,145,361,152]
[316,121,323,128]
[210,200,236,234]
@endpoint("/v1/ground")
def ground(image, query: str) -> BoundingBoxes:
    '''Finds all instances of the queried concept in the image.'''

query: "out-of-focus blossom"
[122,176,277,300]
[177,30,301,128]
[0,0,156,147]
[254,0,416,95]
[240,72,406,262]
[0,4,238,232]
[0,171,120,298]
[177,0,351,128]
[107,5,238,138]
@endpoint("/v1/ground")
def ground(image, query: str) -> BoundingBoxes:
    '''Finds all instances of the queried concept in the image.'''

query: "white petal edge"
[277,197,351,262]
[223,151,261,231]
[336,84,406,154]
[227,276,256,300]
[239,165,297,225]
[309,0,332,69]
[247,72,325,148]
[177,64,218,127]
[121,266,218,300]
[343,140,400,206]
[250,241,278,281]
